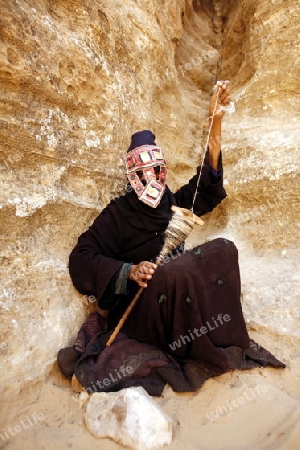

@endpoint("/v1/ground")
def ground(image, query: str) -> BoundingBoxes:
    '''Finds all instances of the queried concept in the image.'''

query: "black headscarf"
[127,130,157,152]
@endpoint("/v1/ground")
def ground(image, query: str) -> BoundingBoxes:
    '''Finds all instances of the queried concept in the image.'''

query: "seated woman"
[58,82,284,396]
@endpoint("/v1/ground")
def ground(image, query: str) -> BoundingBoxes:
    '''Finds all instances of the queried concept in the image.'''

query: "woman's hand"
[209,80,231,120]
[128,261,157,288]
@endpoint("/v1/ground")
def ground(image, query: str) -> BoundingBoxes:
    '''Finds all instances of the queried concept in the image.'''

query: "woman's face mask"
[125,145,167,208]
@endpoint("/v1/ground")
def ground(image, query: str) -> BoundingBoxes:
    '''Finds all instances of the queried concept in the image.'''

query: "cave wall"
[0,0,299,430]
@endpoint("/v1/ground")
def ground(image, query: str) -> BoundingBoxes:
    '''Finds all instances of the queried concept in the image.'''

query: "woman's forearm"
[207,80,231,171]
[208,117,222,171]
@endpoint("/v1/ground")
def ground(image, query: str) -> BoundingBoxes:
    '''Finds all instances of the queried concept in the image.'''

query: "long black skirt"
[57,238,285,396]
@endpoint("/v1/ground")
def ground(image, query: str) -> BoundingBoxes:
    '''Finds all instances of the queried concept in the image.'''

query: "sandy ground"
[2,245,299,450]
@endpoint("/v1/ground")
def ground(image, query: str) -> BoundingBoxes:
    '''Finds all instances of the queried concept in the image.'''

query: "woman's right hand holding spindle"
[129,261,157,288]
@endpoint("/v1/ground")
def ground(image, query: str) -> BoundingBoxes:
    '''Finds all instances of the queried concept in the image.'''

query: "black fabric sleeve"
[99,263,133,310]
[68,232,124,300]
[98,267,122,310]
[173,149,227,216]
[68,204,126,302]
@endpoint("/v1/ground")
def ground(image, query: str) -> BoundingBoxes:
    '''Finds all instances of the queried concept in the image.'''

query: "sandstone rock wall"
[0,0,187,429]
[0,0,299,433]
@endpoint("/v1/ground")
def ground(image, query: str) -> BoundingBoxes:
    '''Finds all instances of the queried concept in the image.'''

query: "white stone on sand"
[84,387,172,450]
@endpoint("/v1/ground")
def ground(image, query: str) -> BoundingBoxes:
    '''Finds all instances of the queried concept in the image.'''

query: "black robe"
[69,151,226,308]
[58,151,285,395]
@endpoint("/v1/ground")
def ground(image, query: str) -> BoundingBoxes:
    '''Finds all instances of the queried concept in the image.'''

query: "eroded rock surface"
[0,0,299,445]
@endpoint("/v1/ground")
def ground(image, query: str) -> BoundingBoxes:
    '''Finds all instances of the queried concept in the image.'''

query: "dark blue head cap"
[127,130,156,152]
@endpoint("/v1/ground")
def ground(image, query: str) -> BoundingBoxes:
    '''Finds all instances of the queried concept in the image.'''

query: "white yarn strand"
[191,85,222,213]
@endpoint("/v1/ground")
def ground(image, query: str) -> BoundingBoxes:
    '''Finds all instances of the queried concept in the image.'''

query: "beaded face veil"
[125,145,167,208]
